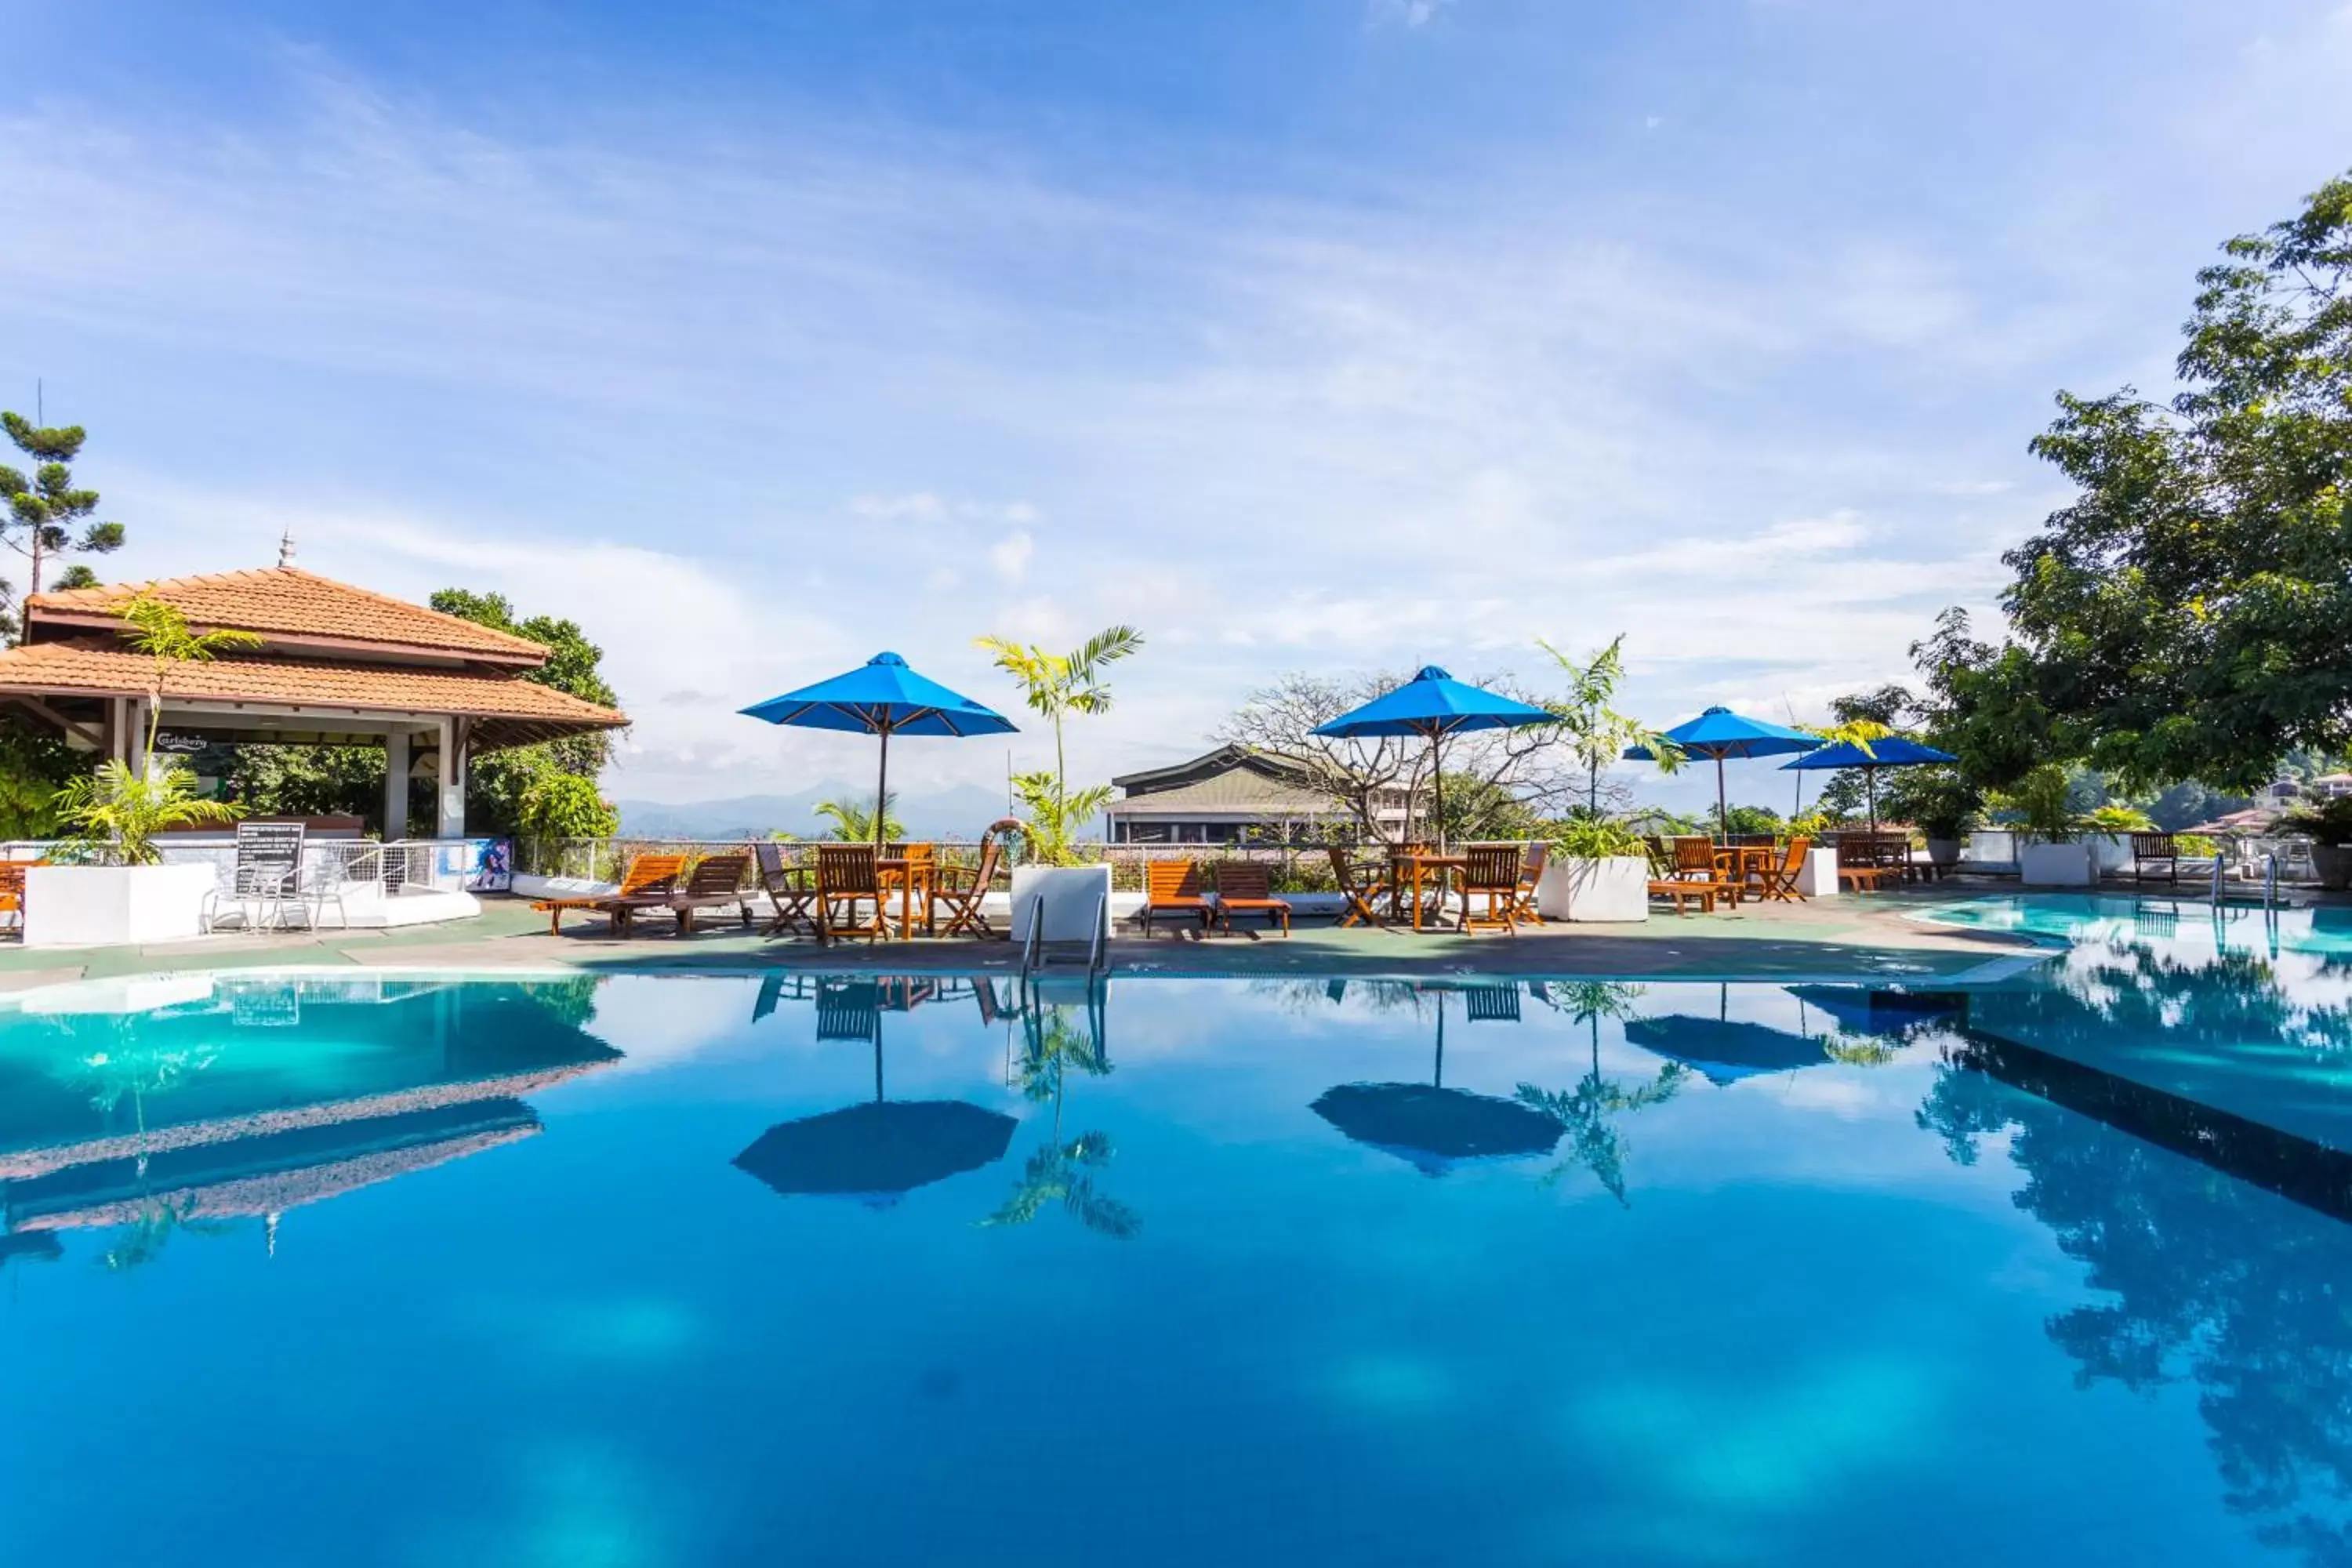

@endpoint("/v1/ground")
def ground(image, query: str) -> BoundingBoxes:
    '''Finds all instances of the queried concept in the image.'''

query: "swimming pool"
[1,958,2347,1566]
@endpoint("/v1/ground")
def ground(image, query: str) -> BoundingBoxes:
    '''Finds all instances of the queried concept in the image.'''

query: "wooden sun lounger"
[1139,860,1214,935]
[667,851,753,934]
[1214,862,1290,937]
[533,852,688,936]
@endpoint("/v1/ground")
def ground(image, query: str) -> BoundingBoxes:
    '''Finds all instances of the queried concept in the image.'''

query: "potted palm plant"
[978,625,1142,942]
[25,593,252,947]
[2002,764,2094,887]
[1537,814,1650,922]
[1901,772,1979,870]
[2282,797,2352,891]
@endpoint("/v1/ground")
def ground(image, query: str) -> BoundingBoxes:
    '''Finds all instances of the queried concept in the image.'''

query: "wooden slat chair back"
[1327,847,1388,928]
[815,844,887,944]
[1512,841,1549,923]
[2132,831,2181,885]
[1458,844,1524,934]
[929,837,1003,938]
[754,840,818,938]
[1464,984,1523,1022]
[1666,835,1740,907]
[1212,860,1290,937]
[1140,858,1213,935]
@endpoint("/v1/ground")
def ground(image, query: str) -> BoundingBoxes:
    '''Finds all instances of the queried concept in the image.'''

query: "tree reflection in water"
[1922,941,2352,1565]
[983,994,1138,1240]
[1515,982,1686,1205]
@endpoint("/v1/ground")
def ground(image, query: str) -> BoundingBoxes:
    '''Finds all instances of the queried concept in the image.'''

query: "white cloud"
[1368,0,1453,27]
[989,529,1035,584]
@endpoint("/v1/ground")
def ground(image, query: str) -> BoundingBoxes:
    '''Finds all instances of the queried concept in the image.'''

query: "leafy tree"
[1958,172,2352,792]
[518,772,620,840]
[977,624,1142,863]
[0,409,125,633]
[0,717,78,837]
[1537,634,1682,815]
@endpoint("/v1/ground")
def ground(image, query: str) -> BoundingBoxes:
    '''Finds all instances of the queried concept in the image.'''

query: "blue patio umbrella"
[1780,735,1956,832]
[1626,706,1818,839]
[1312,666,1556,848]
[740,652,1016,846]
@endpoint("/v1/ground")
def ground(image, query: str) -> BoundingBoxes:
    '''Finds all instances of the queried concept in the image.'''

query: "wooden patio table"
[1388,851,1468,932]
[877,854,936,936]
[1718,844,1776,893]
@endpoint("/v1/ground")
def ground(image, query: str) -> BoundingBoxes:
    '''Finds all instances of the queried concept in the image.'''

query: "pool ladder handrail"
[1014,890,1110,978]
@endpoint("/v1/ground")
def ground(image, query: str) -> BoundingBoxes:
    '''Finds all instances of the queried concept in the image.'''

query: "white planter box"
[2087,833,2133,874]
[24,862,220,949]
[1795,846,1839,898]
[2017,841,2095,887]
[1535,856,1649,922]
[1010,865,1113,944]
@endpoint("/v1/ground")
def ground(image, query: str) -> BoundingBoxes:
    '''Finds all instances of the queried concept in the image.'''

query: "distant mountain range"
[614,784,1030,840]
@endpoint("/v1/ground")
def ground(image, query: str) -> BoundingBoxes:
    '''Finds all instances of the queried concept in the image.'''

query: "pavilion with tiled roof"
[0,560,627,836]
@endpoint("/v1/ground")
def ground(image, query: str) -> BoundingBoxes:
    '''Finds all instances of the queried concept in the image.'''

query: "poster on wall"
[431,838,513,893]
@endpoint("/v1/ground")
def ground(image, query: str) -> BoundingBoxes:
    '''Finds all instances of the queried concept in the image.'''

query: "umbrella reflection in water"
[1311,984,1566,1177]
[732,978,1017,1209]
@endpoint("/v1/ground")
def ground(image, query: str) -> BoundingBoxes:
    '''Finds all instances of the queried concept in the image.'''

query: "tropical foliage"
[1538,634,1681,815]
[812,792,906,843]
[1550,812,1646,860]
[115,590,263,756]
[978,624,1142,865]
[52,760,242,865]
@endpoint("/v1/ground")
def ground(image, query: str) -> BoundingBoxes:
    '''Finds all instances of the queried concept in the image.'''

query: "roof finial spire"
[278,531,297,568]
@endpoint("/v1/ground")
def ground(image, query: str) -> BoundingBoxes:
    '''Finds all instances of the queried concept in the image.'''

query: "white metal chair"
[201,822,307,932]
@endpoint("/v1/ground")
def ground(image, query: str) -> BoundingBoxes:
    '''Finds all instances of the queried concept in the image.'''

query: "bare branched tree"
[1216,669,1573,844]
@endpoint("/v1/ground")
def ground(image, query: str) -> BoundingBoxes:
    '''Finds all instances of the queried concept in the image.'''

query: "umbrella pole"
[1430,729,1446,851]
[873,1032,884,1102]
[874,721,891,850]
[1716,756,1728,842]
[1867,768,1878,834]
[1432,993,1445,1087]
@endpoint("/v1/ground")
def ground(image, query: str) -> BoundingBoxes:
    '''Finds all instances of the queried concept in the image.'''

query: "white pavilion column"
[384,728,411,840]
[127,699,150,777]
[435,717,466,838]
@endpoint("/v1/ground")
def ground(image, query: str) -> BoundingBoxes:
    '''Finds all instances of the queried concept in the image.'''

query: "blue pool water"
[1,951,2349,1566]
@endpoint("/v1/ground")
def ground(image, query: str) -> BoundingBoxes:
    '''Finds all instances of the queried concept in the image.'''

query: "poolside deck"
[0,883,2058,990]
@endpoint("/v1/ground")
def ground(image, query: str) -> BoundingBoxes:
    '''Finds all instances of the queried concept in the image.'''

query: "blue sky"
[5,0,2349,810]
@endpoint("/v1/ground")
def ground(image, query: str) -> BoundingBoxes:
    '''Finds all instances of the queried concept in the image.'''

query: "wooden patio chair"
[1512,841,1548,924]
[1213,860,1290,937]
[928,836,1004,938]
[532,851,688,937]
[815,844,887,944]
[1669,836,1741,907]
[1457,844,1523,934]
[1138,859,1213,936]
[667,850,753,934]
[1327,847,1389,928]
[754,841,818,938]
[1759,836,1813,902]
[2132,832,2180,885]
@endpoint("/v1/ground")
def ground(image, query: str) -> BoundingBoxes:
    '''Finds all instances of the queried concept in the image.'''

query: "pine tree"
[0,409,125,637]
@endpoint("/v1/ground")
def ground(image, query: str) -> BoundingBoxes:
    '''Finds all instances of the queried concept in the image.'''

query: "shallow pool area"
[2,952,2350,1566]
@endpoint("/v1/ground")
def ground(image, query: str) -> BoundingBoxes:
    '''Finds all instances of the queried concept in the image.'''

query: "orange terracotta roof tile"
[0,640,626,730]
[25,568,549,661]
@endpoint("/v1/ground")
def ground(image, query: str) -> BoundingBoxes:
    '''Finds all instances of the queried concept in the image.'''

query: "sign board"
[152,731,210,755]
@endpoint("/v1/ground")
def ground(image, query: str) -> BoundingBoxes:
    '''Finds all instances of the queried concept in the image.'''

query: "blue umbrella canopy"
[1778,736,1957,830]
[1623,1014,1831,1086]
[1624,706,1818,839]
[740,653,1015,846]
[1312,666,1555,848]
[741,652,1017,737]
